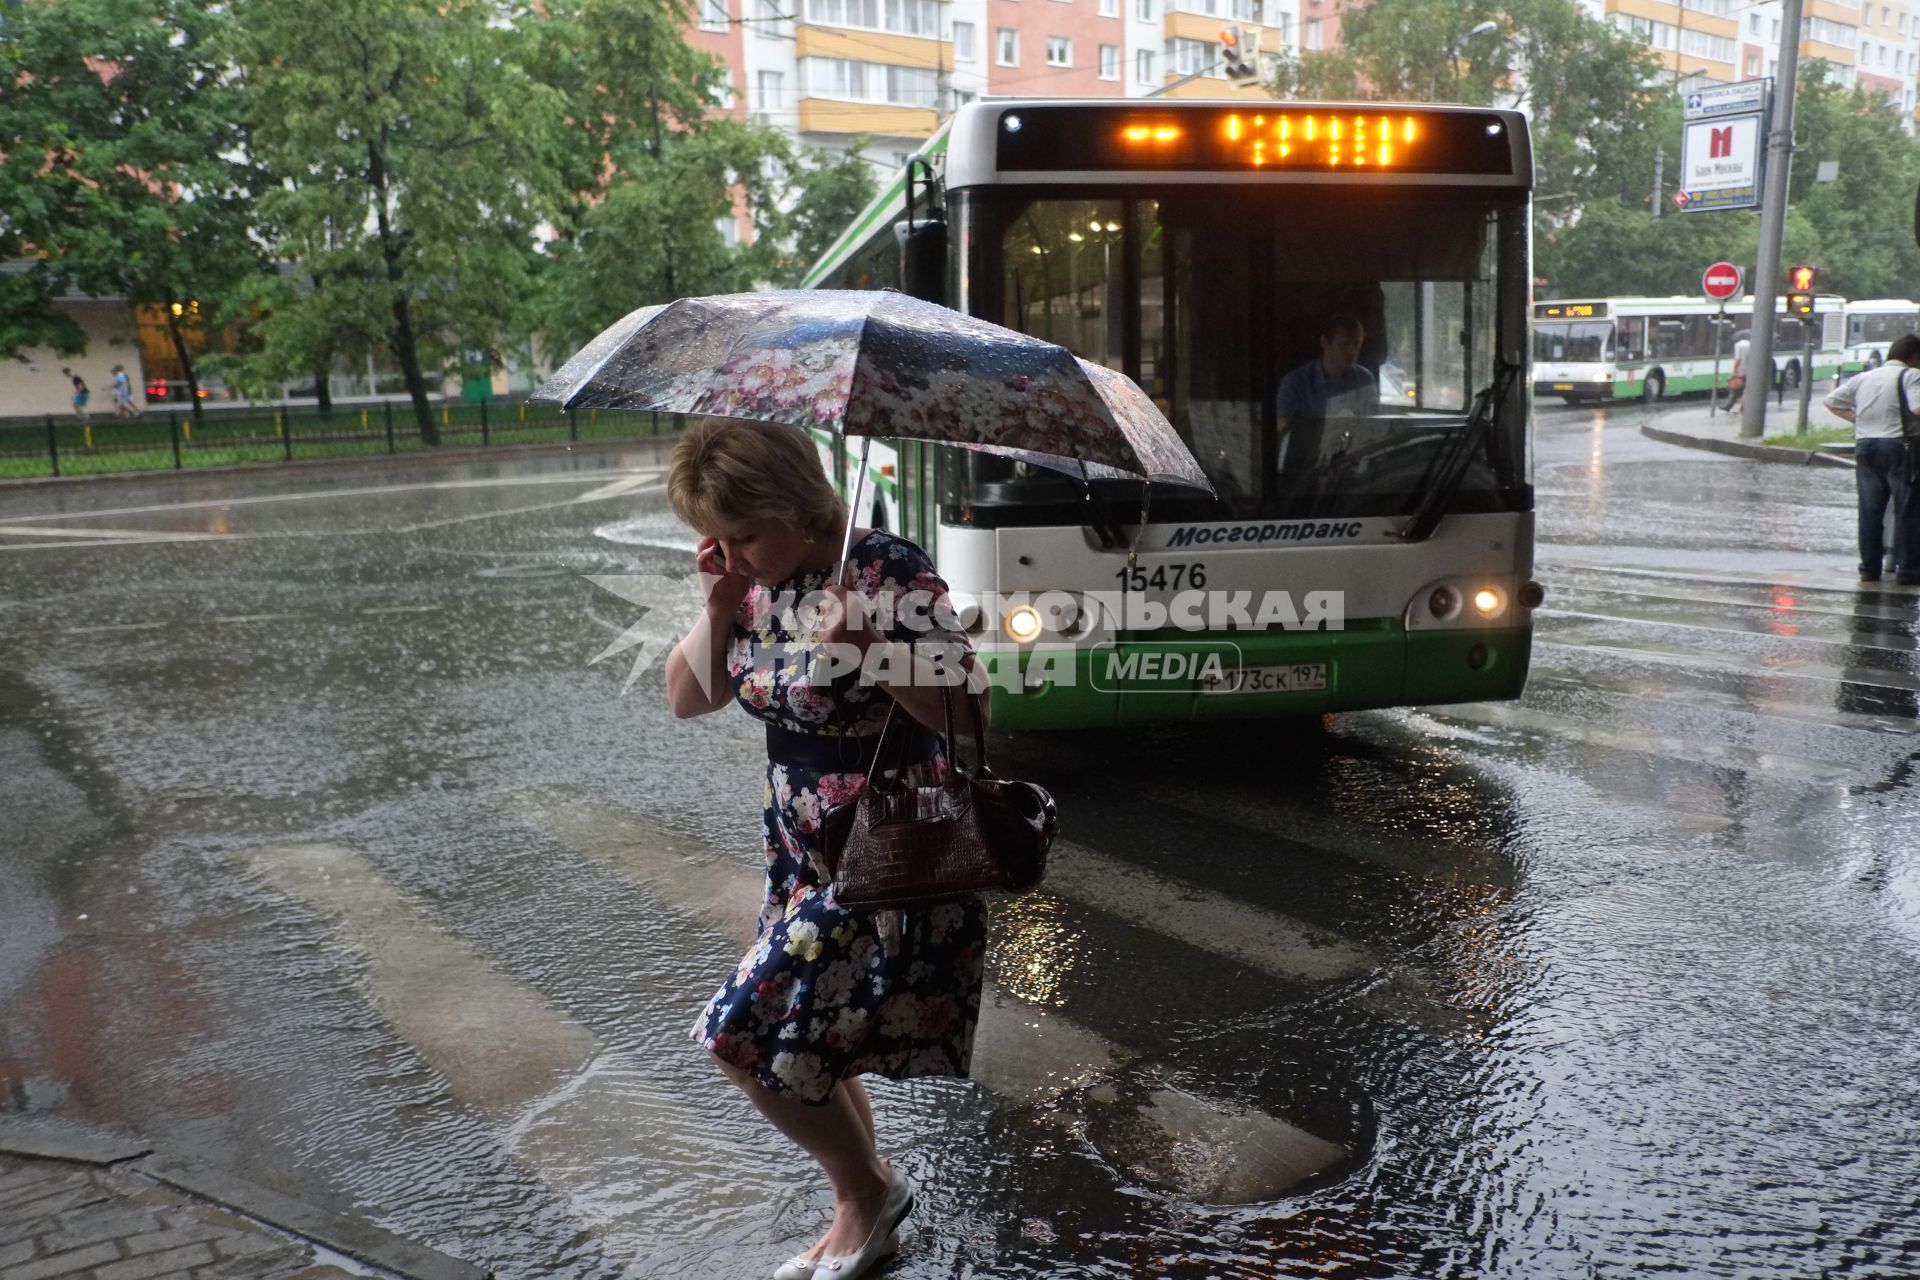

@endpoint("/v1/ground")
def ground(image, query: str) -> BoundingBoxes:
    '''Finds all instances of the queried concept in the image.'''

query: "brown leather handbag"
[820,685,1056,910]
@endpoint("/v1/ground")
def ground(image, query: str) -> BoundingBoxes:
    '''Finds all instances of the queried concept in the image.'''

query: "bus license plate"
[1201,663,1328,695]
[1551,382,1574,391]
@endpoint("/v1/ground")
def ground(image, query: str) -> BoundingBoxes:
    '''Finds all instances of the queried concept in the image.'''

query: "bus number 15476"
[1114,562,1207,591]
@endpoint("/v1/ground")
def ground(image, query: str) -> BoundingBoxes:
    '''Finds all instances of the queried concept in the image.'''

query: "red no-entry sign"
[1702,261,1743,301]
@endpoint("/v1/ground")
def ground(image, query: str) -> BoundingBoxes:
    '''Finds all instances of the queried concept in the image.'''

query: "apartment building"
[1851,0,1920,115]
[1602,0,1741,90]
[692,0,1304,167]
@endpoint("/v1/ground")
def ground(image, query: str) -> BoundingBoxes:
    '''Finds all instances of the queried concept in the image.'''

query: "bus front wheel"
[1784,360,1802,390]
[1641,371,1665,403]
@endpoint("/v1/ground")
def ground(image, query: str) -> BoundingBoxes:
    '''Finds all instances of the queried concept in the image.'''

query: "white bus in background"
[1533,295,1845,404]
[1838,300,1920,378]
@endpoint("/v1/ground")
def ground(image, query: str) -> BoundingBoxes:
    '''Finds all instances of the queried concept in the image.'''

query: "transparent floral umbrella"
[530,289,1213,572]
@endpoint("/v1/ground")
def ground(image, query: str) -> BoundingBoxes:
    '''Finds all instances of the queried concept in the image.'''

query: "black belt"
[765,722,938,773]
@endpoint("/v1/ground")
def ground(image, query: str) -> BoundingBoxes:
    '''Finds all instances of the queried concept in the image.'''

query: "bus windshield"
[1535,321,1613,363]
[953,187,1529,524]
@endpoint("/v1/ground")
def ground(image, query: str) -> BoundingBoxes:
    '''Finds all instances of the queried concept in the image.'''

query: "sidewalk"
[1638,396,1855,468]
[0,1120,485,1280]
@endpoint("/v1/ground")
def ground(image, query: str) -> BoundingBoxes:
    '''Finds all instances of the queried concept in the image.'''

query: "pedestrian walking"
[112,364,137,417]
[1724,330,1750,411]
[663,419,986,1280]
[62,367,90,423]
[1823,332,1920,585]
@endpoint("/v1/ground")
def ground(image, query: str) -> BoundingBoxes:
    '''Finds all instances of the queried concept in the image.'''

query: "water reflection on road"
[1,416,1917,1278]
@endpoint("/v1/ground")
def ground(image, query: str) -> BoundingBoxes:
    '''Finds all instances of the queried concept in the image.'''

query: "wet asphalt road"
[1,409,1916,1280]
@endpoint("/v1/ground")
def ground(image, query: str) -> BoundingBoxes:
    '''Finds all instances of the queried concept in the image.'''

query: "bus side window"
[1617,316,1645,359]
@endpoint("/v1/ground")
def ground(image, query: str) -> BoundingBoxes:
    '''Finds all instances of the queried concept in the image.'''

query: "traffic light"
[1220,28,1260,85]
[1786,264,1817,317]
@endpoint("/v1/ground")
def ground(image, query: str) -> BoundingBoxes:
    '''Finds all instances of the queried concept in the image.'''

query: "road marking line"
[60,621,169,635]
[395,478,666,532]
[1046,839,1379,983]
[231,843,599,1115]
[1423,699,1856,784]
[0,468,667,525]
[1147,782,1517,890]
[495,786,1352,1201]
[0,526,228,541]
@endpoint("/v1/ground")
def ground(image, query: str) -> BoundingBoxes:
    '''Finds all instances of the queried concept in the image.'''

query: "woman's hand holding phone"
[696,537,751,615]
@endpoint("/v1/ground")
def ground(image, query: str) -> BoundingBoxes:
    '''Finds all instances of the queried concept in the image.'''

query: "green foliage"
[224,0,573,435]
[1784,61,1920,298]
[767,142,878,284]
[1272,3,1920,301]
[0,0,261,384]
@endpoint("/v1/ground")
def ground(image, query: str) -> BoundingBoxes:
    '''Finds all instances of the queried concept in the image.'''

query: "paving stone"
[205,1236,296,1263]
[91,1243,217,1280]
[123,1224,226,1258]
[0,1177,84,1213]
[0,1187,111,1223]
[38,1208,168,1256]
[0,1216,54,1248]
[0,1243,32,1270]
[0,1240,122,1280]
[0,1171,52,1196]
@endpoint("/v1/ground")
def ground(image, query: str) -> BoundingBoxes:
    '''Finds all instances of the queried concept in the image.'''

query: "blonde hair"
[668,419,847,542]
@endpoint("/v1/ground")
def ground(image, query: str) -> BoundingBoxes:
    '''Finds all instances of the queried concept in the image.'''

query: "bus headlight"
[1004,605,1044,643]
[1472,587,1505,617]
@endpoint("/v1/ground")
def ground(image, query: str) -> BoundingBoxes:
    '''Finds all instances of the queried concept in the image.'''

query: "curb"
[0,1117,488,1280]
[0,432,679,494]
[1639,419,1854,468]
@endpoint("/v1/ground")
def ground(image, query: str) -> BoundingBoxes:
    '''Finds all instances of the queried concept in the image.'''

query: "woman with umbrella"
[535,290,1209,1276]
[664,418,983,1280]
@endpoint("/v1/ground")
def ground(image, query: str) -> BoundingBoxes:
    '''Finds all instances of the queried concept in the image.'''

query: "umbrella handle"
[838,435,871,587]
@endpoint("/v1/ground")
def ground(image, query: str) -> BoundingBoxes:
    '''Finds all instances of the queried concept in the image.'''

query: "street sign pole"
[1701,262,1743,415]
[1742,0,1805,439]
[1798,320,1816,430]
[1712,303,1727,415]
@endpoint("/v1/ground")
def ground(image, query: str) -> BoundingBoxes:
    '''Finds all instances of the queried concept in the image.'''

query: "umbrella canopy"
[530,289,1211,492]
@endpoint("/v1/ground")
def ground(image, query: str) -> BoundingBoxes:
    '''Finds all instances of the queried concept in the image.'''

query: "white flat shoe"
[773,1229,899,1280]
[817,1167,913,1280]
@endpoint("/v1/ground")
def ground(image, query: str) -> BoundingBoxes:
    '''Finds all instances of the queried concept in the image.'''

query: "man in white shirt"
[1823,333,1920,584]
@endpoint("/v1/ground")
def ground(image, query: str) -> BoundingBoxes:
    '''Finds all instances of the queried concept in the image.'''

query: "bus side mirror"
[895,219,948,306]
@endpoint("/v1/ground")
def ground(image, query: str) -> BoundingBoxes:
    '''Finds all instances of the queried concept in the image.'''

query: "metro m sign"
[1679,113,1763,211]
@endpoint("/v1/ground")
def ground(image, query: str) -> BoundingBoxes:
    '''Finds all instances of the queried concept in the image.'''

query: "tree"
[227,0,572,443]
[773,142,879,281]
[1785,61,1920,298]
[0,0,262,418]
[526,0,877,355]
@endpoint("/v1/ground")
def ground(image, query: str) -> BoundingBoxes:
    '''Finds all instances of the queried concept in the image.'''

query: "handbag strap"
[862,655,988,788]
[1899,366,1920,439]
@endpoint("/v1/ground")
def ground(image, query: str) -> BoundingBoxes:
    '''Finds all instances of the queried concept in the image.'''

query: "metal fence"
[0,399,682,480]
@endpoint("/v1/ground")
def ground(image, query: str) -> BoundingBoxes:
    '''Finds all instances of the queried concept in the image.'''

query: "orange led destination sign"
[1156,112,1422,168]
[995,105,1518,176]
[1535,303,1604,319]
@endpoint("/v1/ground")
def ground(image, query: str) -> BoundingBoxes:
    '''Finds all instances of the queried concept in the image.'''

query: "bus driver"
[1274,313,1377,476]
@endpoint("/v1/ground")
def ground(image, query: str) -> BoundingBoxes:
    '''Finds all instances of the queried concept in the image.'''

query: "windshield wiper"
[1398,359,1522,543]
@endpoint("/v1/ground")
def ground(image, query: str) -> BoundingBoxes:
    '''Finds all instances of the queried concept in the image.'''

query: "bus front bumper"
[980,624,1533,729]
[1533,379,1612,399]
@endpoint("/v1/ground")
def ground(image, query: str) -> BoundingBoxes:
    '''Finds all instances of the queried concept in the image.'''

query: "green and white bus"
[804,100,1539,729]
[1532,295,1846,404]
[1838,299,1920,377]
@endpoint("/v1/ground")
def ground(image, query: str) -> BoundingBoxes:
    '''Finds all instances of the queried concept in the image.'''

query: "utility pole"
[1742,0,1805,439]
[1652,143,1664,218]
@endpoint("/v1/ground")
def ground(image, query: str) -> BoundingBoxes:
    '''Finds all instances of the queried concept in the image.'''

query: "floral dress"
[691,530,988,1105]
